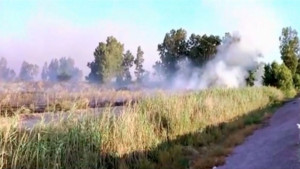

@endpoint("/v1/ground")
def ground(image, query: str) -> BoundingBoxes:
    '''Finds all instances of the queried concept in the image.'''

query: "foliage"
[134,46,145,82]
[187,33,221,66]
[42,57,82,82]
[157,28,221,79]
[280,27,300,75]
[87,36,124,83]
[293,73,300,90]
[157,28,189,78]
[117,50,134,84]
[263,62,280,87]
[275,64,294,91]
[0,57,15,82]
[263,61,294,93]
[246,70,256,86]
[19,61,39,81]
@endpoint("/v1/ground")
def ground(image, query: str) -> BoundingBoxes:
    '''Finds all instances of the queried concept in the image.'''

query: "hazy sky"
[0,0,299,75]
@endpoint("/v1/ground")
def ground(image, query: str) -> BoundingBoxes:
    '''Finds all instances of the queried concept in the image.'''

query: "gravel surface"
[218,98,300,169]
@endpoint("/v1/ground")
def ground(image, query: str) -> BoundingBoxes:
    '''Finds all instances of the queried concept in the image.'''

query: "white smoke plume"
[169,33,260,90]
[166,1,283,90]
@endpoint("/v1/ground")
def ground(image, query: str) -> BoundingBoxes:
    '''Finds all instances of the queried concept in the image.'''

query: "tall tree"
[122,50,134,83]
[0,57,16,81]
[42,57,82,82]
[87,36,124,83]
[279,27,300,75]
[157,28,188,78]
[19,61,39,81]
[57,57,82,82]
[134,46,145,82]
[187,34,221,66]
[41,62,48,81]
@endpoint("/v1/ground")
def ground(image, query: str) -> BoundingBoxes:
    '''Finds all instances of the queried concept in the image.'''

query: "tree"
[19,61,39,81]
[263,61,293,91]
[246,70,255,86]
[280,27,300,75]
[0,57,16,81]
[48,59,59,81]
[275,64,294,91]
[57,57,82,82]
[263,62,280,87]
[117,50,134,84]
[157,28,188,78]
[293,74,300,90]
[87,36,124,83]
[187,34,221,66]
[134,46,145,82]
[153,61,164,81]
[41,62,48,81]
[42,57,82,82]
[296,58,300,74]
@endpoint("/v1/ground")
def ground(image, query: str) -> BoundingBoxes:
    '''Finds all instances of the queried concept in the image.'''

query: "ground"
[218,98,300,169]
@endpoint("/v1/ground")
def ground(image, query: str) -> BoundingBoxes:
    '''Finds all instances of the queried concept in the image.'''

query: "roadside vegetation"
[0,20,299,169]
[0,87,284,169]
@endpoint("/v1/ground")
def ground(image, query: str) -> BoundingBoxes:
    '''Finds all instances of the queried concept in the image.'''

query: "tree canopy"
[156,28,221,79]
[0,57,16,82]
[42,57,82,82]
[280,27,300,75]
[19,61,39,81]
[134,46,145,82]
[87,36,124,83]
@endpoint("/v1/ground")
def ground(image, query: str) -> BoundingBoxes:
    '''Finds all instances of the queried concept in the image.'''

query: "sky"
[0,0,300,76]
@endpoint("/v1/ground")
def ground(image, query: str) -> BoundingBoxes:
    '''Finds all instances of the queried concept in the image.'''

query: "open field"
[0,82,145,115]
[0,86,285,169]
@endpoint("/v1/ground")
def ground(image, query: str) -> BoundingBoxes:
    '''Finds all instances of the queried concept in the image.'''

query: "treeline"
[1,26,300,93]
[0,29,223,84]
[0,57,83,82]
[263,27,300,95]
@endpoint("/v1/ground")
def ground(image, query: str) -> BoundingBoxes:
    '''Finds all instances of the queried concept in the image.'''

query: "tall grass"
[0,87,284,169]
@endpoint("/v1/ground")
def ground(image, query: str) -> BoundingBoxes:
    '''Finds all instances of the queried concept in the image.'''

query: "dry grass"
[0,87,285,169]
[0,82,144,115]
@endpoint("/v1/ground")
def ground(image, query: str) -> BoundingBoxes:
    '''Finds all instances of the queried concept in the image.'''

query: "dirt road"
[218,98,300,169]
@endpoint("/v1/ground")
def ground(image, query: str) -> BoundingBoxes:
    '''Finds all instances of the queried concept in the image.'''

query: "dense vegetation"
[1,27,300,96]
[0,87,284,169]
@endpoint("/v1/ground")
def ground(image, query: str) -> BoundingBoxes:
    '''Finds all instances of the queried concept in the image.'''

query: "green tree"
[187,34,221,66]
[280,27,300,75]
[157,28,188,78]
[275,64,294,91]
[263,62,280,87]
[246,70,255,86]
[87,36,124,83]
[134,46,145,82]
[19,61,39,81]
[293,74,300,90]
[263,61,293,91]
[117,50,134,84]
[42,57,82,82]
[296,58,300,74]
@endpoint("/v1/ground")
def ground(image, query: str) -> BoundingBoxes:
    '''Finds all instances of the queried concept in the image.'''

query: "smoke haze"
[0,0,286,89]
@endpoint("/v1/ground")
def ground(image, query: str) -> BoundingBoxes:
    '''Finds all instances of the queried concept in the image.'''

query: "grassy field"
[0,87,285,169]
[0,82,144,115]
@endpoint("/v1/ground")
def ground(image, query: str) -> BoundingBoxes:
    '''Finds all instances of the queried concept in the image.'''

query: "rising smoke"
[166,33,261,90]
